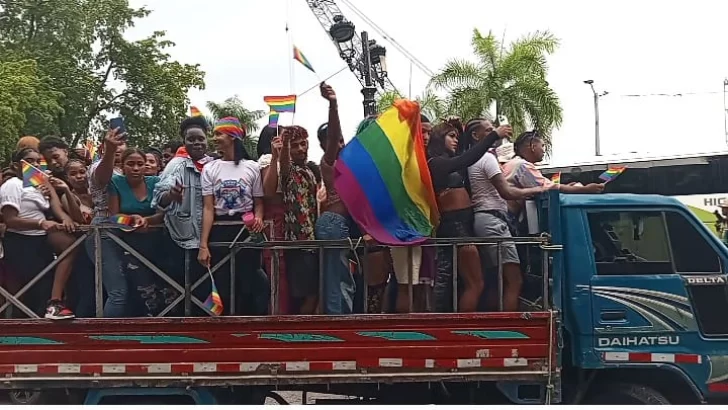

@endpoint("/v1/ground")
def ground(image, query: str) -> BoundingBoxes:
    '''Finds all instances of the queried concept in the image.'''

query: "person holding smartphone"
[84,125,128,317]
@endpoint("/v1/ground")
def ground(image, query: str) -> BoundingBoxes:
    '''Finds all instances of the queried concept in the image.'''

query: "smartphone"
[498,115,509,126]
[109,117,127,139]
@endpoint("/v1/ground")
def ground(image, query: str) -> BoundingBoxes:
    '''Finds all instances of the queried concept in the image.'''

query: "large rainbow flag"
[334,100,438,245]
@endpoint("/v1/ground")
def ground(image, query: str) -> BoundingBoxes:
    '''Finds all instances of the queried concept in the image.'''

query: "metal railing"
[0,222,560,318]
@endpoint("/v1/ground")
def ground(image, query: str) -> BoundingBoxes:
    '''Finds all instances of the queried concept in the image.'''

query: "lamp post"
[360,31,377,118]
[327,16,388,118]
[584,80,609,156]
[723,79,728,146]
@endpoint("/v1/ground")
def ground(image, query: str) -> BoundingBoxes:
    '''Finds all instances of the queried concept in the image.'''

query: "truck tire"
[586,383,671,405]
[8,389,44,405]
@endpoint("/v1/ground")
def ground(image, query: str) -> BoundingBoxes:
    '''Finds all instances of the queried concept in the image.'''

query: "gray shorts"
[473,211,520,268]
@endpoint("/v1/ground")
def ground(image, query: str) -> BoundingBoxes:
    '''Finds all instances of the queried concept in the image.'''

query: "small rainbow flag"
[264,95,296,114]
[108,214,137,231]
[21,160,47,188]
[599,166,627,183]
[85,139,99,162]
[190,106,202,117]
[293,45,315,73]
[269,111,280,128]
[38,158,48,172]
[204,268,223,316]
[551,172,561,184]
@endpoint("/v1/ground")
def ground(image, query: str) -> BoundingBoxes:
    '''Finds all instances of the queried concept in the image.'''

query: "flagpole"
[286,0,295,124]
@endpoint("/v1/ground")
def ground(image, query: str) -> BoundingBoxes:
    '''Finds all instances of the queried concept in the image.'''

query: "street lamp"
[360,32,387,118]
[584,80,609,156]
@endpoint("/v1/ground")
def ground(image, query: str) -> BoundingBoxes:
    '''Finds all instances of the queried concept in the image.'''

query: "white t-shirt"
[468,152,508,213]
[257,154,282,194]
[201,159,263,216]
[0,177,50,236]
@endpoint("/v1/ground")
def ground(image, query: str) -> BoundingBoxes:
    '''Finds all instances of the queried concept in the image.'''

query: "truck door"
[585,208,725,357]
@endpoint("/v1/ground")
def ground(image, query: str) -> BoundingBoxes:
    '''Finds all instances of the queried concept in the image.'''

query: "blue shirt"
[109,174,160,217]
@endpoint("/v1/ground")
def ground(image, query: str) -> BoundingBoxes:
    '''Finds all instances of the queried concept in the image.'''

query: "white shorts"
[390,246,422,285]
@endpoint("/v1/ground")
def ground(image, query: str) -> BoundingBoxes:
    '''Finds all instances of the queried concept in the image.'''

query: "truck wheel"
[586,383,670,405]
[8,389,44,405]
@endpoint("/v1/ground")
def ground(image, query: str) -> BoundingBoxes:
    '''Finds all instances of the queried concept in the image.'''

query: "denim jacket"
[152,156,207,249]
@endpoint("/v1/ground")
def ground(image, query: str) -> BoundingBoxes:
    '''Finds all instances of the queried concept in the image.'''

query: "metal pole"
[591,85,601,157]
[723,79,728,146]
[360,31,377,118]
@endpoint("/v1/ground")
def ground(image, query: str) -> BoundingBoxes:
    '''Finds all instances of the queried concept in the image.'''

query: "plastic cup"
[242,212,255,228]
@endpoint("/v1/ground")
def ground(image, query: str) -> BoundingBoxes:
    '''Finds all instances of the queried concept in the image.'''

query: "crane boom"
[305,0,395,94]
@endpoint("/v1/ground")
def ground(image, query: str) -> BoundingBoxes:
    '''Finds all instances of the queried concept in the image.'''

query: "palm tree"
[430,29,563,149]
[206,97,266,160]
[376,88,447,121]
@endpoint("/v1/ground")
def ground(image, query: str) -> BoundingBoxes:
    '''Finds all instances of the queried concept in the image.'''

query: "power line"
[338,0,435,78]
[615,90,725,98]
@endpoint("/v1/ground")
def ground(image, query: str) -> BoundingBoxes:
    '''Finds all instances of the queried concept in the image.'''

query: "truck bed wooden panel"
[0,313,557,388]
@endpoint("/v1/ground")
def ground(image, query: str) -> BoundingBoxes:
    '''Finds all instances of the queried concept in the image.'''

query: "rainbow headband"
[213,117,245,140]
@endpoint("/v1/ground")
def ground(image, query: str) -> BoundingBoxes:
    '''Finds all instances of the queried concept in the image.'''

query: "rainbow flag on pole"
[264,95,296,114]
[599,166,627,183]
[334,100,439,245]
[204,268,223,316]
[268,111,280,128]
[38,158,48,172]
[21,160,47,188]
[293,45,315,73]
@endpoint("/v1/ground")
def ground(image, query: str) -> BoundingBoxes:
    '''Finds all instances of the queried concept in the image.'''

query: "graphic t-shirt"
[201,159,263,216]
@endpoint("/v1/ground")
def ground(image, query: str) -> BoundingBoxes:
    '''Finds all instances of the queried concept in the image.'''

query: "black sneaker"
[45,300,75,320]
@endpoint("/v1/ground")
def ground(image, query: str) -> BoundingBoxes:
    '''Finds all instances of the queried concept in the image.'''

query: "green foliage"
[206,97,266,161]
[430,28,563,150]
[0,0,205,155]
[0,59,62,160]
[376,88,447,121]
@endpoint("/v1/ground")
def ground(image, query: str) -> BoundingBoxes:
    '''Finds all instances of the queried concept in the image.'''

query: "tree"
[0,59,62,160]
[376,88,447,121]
[0,0,205,149]
[430,29,563,149]
[206,97,266,160]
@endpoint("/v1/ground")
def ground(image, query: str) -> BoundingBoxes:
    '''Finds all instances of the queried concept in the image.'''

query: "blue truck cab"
[542,190,728,404]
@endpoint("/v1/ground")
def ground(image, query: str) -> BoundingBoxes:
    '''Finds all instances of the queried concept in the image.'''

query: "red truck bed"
[0,312,556,389]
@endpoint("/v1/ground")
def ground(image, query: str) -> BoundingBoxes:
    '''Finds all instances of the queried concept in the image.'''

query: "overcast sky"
[128,0,728,165]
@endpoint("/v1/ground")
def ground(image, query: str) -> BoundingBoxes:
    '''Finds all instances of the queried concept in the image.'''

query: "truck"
[1,190,727,404]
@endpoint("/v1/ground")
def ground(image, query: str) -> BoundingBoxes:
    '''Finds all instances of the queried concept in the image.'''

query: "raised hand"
[320,82,337,103]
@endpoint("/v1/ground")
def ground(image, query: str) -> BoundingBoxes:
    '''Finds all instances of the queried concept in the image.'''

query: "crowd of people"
[0,83,606,320]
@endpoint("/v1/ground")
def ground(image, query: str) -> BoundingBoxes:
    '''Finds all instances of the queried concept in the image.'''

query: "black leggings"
[209,215,269,315]
[3,232,54,317]
[433,208,475,313]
